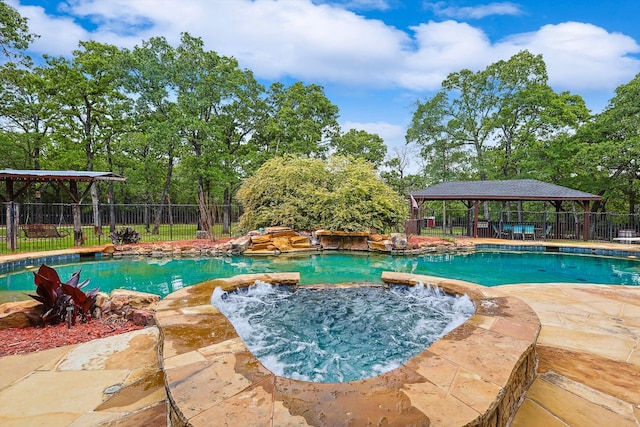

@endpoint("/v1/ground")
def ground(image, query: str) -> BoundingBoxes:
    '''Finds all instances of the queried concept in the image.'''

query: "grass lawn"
[1,223,241,254]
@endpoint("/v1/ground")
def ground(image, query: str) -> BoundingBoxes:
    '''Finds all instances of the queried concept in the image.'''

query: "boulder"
[0,299,45,329]
[109,289,160,314]
[390,233,408,249]
[129,309,156,326]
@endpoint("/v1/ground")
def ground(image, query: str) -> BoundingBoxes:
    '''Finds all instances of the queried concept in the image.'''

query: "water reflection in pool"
[0,251,638,299]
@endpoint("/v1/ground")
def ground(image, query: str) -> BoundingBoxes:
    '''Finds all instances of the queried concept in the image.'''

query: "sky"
[8,0,640,165]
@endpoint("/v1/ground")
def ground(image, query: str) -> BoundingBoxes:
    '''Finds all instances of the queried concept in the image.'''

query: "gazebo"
[409,179,602,241]
[1,169,126,249]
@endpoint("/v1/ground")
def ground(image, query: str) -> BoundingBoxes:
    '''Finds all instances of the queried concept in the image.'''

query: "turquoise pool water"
[0,251,638,298]
[212,282,475,383]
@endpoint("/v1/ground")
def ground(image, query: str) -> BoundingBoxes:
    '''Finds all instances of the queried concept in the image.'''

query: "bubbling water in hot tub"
[211,281,475,383]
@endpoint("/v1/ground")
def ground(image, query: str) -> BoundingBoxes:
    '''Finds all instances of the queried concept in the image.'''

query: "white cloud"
[424,1,523,19]
[496,22,640,91]
[400,20,493,90]
[319,0,393,11]
[14,2,89,57]
[13,0,640,98]
[342,120,406,149]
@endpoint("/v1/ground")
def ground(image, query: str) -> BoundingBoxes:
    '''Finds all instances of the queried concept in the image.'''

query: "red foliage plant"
[28,264,100,326]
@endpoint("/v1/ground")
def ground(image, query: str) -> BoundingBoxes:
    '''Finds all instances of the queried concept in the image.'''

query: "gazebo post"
[473,201,479,238]
[583,201,591,242]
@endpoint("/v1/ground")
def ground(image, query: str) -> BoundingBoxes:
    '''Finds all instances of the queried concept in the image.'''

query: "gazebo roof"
[0,169,126,203]
[410,179,601,202]
[0,169,126,182]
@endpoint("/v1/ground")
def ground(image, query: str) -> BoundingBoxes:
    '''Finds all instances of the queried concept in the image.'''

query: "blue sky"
[9,0,640,163]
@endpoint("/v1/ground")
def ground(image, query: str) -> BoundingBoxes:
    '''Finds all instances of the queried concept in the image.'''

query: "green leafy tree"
[486,52,589,180]
[407,51,591,220]
[573,73,640,214]
[44,41,129,172]
[407,51,588,184]
[44,41,130,243]
[251,81,340,165]
[237,155,407,233]
[121,36,183,232]
[331,128,387,168]
[407,69,496,183]
[172,33,265,233]
[0,64,57,170]
[0,0,37,65]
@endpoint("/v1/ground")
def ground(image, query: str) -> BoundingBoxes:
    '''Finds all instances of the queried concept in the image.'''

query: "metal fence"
[2,202,639,254]
[1,202,244,254]
[406,208,640,242]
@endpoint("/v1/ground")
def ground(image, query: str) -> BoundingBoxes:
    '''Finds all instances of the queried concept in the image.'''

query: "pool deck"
[0,239,639,426]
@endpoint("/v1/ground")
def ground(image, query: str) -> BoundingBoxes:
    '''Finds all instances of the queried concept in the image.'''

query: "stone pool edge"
[155,272,540,427]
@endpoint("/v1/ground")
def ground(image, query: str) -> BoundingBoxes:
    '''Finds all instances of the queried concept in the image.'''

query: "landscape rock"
[109,289,160,314]
[129,309,156,326]
[0,299,45,329]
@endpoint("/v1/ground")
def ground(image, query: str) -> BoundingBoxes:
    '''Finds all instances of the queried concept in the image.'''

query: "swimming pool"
[1,250,638,298]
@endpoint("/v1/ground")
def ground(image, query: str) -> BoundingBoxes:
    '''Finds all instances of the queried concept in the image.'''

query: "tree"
[121,36,183,232]
[407,69,496,183]
[251,81,340,165]
[573,73,640,214]
[237,155,407,233]
[44,41,130,244]
[380,145,428,196]
[171,33,265,234]
[0,0,37,65]
[0,64,57,170]
[331,128,387,168]
[407,51,590,220]
[407,51,588,183]
[486,51,589,181]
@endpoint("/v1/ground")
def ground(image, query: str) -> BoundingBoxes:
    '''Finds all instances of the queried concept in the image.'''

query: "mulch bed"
[0,317,145,357]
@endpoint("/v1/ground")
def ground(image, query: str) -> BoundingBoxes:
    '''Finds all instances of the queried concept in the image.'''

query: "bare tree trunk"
[72,203,83,245]
[108,182,115,232]
[222,187,231,235]
[153,156,174,234]
[69,181,84,245]
[198,190,213,239]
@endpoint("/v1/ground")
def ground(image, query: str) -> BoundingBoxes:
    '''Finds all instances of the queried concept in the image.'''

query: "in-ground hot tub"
[156,272,540,426]
[210,281,476,384]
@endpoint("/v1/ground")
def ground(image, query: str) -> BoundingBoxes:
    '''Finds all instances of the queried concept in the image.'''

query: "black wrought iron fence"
[406,209,640,242]
[1,202,244,253]
[2,202,639,254]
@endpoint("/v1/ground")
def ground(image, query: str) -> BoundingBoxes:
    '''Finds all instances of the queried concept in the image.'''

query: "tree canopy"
[237,155,407,232]
[571,73,640,213]
[0,2,638,219]
[406,51,589,185]
[0,0,37,64]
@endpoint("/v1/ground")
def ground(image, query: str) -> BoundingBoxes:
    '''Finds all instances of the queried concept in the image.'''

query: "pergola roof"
[410,179,601,202]
[0,169,126,203]
[0,169,126,183]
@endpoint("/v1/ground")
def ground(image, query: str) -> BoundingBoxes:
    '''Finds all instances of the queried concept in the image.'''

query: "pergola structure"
[409,179,602,241]
[1,169,126,249]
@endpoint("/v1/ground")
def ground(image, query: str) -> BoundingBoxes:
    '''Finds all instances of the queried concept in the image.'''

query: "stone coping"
[155,272,540,426]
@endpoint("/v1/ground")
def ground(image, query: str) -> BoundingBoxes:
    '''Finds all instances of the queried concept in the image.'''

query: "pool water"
[0,251,638,298]
[211,281,475,383]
